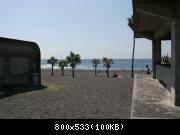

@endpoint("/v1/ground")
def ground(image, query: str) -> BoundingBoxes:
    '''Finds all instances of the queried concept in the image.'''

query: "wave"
[41,64,145,71]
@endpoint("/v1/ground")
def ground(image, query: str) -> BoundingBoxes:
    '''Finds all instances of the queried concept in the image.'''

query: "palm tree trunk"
[131,35,136,78]
[95,66,97,76]
[52,64,54,76]
[61,68,64,76]
[107,67,109,78]
[72,67,75,78]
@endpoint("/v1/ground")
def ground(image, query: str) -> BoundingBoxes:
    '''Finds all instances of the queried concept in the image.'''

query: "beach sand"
[0,69,138,119]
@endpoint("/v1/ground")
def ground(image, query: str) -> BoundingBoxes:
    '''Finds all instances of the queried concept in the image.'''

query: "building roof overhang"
[131,0,179,40]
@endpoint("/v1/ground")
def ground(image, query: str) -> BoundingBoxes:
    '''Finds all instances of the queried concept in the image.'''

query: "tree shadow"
[0,85,47,99]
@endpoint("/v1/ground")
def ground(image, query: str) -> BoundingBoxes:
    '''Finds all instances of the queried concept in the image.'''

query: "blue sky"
[0,0,171,59]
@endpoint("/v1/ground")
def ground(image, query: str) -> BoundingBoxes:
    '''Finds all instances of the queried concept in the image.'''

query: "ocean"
[41,59,152,71]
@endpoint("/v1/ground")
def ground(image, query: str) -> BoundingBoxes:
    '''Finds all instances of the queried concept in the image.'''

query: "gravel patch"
[0,70,133,119]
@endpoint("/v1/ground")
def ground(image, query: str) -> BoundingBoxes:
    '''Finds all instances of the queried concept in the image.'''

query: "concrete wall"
[156,64,172,91]
[0,37,41,86]
[0,57,3,87]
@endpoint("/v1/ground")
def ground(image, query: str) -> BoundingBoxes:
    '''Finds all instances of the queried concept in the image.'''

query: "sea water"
[41,59,152,71]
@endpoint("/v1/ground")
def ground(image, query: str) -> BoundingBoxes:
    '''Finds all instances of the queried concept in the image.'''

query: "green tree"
[66,52,81,78]
[47,56,57,76]
[92,59,100,76]
[103,57,113,78]
[161,54,171,65]
[58,60,68,76]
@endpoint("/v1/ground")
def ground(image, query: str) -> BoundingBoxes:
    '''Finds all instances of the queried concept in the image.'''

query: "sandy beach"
[0,69,136,119]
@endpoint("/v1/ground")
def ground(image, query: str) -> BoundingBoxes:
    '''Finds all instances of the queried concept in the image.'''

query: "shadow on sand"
[0,85,47,99]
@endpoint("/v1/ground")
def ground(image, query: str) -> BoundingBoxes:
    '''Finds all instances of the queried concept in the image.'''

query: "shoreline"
[41,68,146,71]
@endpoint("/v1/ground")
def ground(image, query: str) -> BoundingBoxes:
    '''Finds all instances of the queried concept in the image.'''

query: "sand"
[0,69,135,119]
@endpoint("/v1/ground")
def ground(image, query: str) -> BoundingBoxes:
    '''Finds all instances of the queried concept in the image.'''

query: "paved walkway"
[131,74,180,119]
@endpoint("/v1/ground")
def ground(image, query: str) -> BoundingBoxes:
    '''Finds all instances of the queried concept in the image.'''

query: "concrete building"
[130,0,180,106]
[0,37,41,87]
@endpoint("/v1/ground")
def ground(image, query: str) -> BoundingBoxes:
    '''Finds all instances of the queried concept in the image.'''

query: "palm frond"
[102,57,113,68]
[58,60,68,68]
[66,51,81,67]
[92,59,100,67]
[47,56,58,65]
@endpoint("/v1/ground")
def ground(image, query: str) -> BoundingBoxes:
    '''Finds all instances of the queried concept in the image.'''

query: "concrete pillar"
[171,18,180,106]
[152,40,161,79]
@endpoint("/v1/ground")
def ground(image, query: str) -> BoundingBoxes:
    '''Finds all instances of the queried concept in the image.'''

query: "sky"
[0,0,171,59]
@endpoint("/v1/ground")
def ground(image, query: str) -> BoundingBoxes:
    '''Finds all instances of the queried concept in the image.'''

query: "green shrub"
[161,54,171,65]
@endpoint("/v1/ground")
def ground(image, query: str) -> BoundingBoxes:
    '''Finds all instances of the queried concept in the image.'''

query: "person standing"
[146,65,150,74]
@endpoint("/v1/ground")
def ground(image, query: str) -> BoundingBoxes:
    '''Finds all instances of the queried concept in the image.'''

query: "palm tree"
[92,59,100,76]
[58,60,68,76]
[128,16,134,29]
[66,52,81,78]
[161,54,171,65]
[103,57,113,78]
[47,56,57,76]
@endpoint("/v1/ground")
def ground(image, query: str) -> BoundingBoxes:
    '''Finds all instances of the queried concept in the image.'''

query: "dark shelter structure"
[0,37,41,87]
[129,0,180,106]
